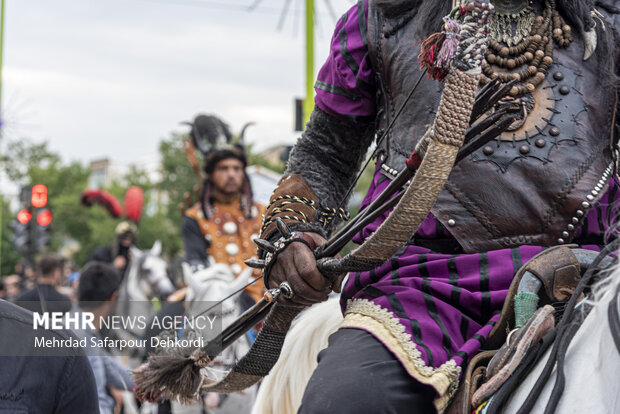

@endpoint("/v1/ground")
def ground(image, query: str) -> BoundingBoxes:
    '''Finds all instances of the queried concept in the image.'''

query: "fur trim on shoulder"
[372,0,451,38]
[373,0,423,16]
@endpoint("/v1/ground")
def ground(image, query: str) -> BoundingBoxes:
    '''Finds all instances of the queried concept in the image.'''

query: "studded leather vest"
[369,2,618,253]
[185,201,266,301]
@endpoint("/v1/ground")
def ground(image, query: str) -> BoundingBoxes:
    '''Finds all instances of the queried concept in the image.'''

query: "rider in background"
[140,114,265,414]
[181,114,266,307]
[88,220,137,278]
[82,185,145,280]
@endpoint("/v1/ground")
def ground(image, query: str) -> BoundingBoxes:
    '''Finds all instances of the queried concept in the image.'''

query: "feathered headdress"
[180,114,257,220]
[81,189,124,218]
[81,186,145,223]
[124,186,145,223]
[190,114,235,154]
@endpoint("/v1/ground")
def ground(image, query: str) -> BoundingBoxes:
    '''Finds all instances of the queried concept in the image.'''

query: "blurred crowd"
[0,254,142,414]
[0,255,79,305]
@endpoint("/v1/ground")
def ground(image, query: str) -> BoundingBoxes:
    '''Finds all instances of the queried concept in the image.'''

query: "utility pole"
[303,0,314,127]
[0,0,6,274]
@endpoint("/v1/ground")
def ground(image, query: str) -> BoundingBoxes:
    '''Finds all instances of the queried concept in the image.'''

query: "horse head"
[126,241,174,301]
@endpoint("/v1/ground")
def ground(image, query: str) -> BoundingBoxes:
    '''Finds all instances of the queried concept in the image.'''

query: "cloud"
[2,0,352,166]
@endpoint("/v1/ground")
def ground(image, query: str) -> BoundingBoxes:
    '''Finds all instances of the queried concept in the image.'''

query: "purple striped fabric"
[314,0,376,120]
[342,167,619,370]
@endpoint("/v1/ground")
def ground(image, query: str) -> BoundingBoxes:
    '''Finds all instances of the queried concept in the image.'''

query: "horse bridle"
[516,239,620,414]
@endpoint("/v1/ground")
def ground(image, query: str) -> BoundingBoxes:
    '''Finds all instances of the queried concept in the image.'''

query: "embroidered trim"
[343,298,461,414]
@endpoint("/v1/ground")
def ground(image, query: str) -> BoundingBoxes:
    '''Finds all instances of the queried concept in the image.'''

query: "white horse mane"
[122,241,173,302]
[252,297,343,414]
[585,257,620,307]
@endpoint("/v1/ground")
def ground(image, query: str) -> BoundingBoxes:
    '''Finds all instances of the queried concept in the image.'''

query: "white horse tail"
[252,297,343,414]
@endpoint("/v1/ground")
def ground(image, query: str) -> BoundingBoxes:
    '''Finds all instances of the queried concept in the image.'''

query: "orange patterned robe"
[185,200,266,302]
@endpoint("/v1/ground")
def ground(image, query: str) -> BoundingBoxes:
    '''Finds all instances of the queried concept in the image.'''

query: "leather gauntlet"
[260,174,321,240]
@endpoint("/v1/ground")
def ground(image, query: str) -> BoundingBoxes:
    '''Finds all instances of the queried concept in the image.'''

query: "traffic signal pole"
[10,186,50,266]
[303,0,314,127]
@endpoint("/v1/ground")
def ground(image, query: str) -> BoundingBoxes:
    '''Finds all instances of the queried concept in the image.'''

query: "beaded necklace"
[481,0,573,97]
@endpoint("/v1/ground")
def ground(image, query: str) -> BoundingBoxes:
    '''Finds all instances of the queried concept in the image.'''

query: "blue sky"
[1,0,355,167]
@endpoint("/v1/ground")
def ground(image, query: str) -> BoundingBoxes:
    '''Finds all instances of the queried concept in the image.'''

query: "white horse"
[252,297,343,414]
[112,241,175,414]
[112,240,175,361]
[120,241,175,302]
[167,263,258,414]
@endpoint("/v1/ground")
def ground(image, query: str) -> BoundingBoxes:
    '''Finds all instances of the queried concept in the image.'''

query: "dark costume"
[88,242,132,277]
[16,283,72,314]
[0,299,99,413]
[260,0,620,412]
[88,222,136,277]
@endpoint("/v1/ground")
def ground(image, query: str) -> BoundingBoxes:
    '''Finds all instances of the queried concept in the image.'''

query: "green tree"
[158,133,202,229]
[1,138,192,267]
[1,140,121,267]
[0,197,22,275]
[2,140,61,184]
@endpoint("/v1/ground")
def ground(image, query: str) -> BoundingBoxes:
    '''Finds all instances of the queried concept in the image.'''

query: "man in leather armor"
[260,0,619,412]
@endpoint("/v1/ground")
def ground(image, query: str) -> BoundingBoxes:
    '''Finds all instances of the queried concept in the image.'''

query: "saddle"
[446,245,586,414]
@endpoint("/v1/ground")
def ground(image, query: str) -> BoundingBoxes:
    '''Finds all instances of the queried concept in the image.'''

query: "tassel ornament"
[436,18,461,70]
[418,31,447,81]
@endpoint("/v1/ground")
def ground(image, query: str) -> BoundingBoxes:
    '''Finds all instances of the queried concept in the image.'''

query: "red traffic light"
[37,209,53,227]
[31,184,48,208]
[17,209,32,224]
